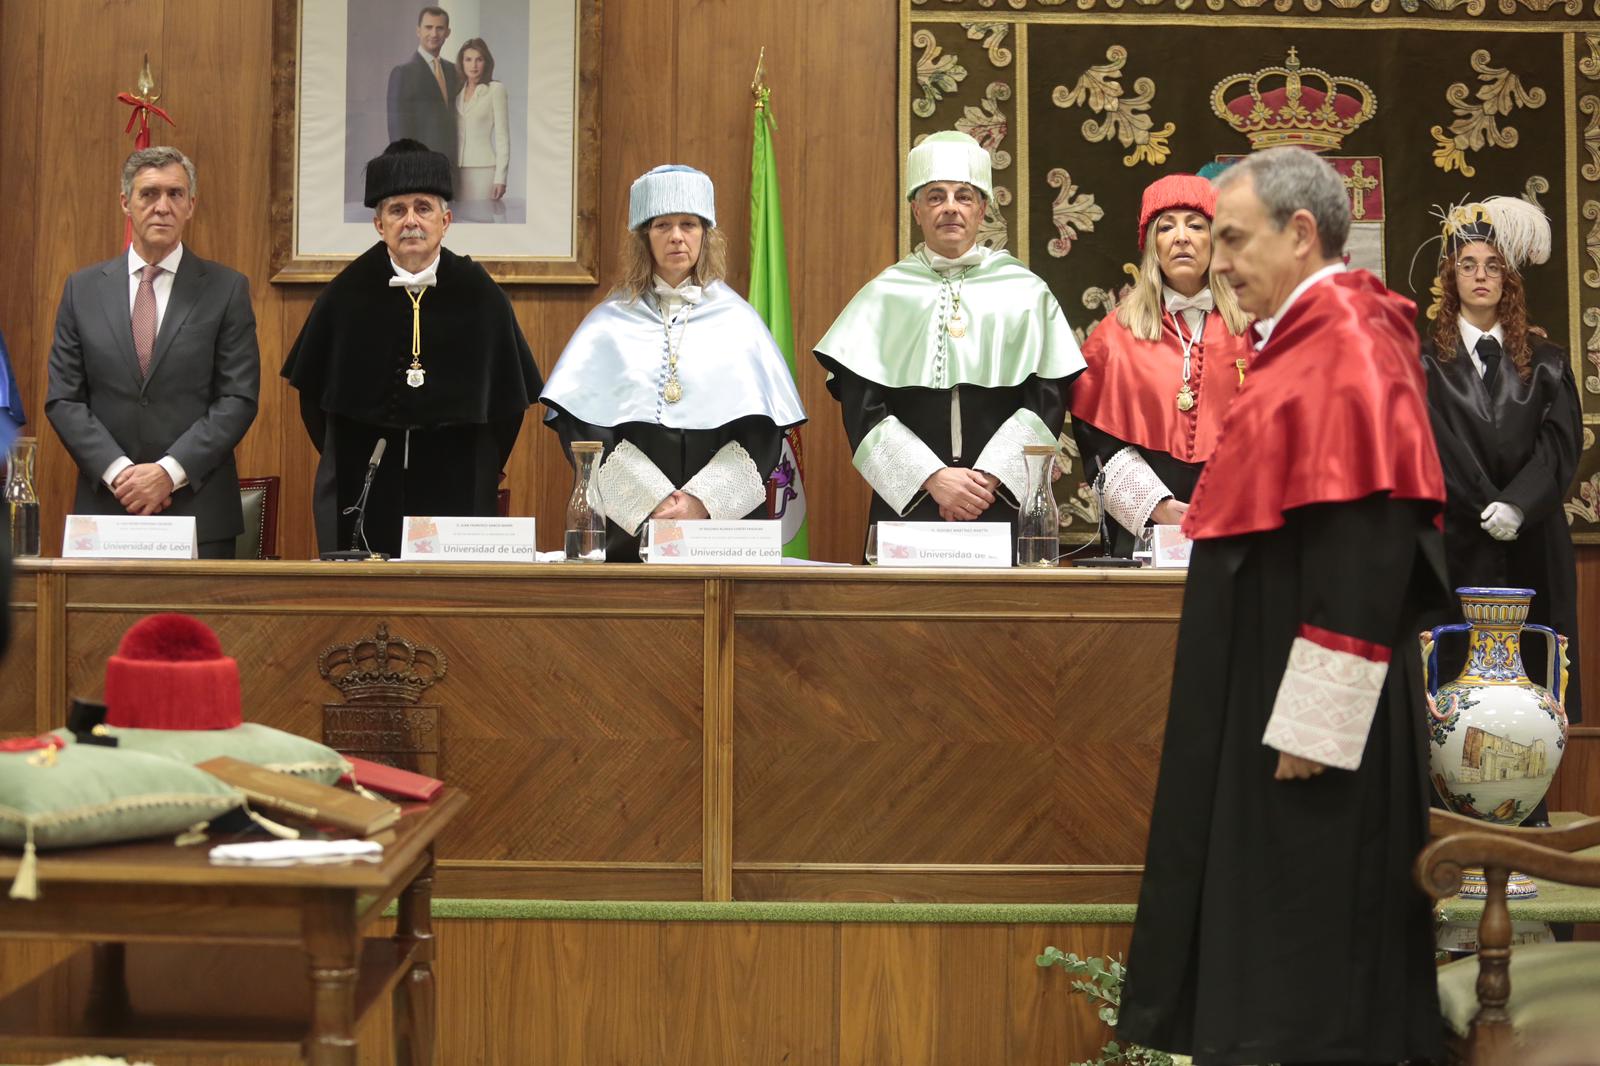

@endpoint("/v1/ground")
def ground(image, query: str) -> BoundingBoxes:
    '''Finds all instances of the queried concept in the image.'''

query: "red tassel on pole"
[117,55,177,246]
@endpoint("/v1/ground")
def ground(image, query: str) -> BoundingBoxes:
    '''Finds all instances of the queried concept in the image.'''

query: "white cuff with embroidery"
[853,416,945,516]
[974,408,1056,506]
[596,440,675,536]
[1262,627,1390,771]
[1101,446,1171,533]
[680,441,767,520]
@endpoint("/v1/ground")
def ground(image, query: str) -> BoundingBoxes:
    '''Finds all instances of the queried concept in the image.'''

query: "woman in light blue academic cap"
[541,165,805,560]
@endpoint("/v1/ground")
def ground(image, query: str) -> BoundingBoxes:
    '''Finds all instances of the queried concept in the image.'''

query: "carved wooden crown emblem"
[1211,48,1376,152]
[318,623,447,704]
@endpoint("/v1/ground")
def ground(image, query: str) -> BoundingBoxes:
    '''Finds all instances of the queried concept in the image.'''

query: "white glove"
[1480,501,1524,542]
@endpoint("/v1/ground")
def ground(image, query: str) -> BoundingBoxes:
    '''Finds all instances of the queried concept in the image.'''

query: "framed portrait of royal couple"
[271,0,600,283]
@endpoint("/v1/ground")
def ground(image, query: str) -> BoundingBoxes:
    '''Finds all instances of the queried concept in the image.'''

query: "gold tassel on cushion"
[174,820,211,847]
[9,823,38,901]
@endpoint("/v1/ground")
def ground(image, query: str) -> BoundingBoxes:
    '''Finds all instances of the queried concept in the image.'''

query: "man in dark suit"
[45,146,259,559]
[386,5,459,164]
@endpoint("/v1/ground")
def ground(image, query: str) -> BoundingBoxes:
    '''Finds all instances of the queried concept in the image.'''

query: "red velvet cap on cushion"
[1138,174,1218,250]
[103,614,243,730]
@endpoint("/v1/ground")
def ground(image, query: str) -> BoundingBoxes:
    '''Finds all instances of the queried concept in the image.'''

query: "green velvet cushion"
[61,723,349,785]
[1437,941,1600,1038]
[0,744,240,850]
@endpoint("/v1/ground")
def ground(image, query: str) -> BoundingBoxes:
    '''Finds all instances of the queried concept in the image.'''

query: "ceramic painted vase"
[1423,587,1569,828]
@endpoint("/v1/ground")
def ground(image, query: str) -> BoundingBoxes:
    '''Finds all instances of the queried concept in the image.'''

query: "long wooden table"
[4,560,1185,905]
[6,560,1595,906]
[0,788,463,1064]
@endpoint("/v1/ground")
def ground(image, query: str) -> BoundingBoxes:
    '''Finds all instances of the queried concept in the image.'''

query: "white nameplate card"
[400,516,537,562]
[63,515,197,559]
[646,520,782,564]
[1150,524,1193,569]
[876,522,1011,568]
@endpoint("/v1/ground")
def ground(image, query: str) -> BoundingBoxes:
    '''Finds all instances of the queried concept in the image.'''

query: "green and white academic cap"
[628,165,716,230]
[905,131,993,202]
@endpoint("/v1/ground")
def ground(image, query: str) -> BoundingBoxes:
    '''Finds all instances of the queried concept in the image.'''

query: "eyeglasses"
[1456,259,1504,278]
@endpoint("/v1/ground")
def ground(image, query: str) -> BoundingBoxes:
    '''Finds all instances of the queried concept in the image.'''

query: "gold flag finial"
[751,46,766,98]
[134,52,159,104]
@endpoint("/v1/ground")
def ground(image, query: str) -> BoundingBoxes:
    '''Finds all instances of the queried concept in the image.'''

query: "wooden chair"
[1415,808,1600,1065]
[234,475,281,560]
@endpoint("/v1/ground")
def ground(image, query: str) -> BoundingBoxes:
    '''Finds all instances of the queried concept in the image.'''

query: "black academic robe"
[1119,495,1450,1065]
[282,243,541,556]
[1421,337,1583,722]
[817,359,1069,548]
[544,409,785,561]
[1071,419,1201,557]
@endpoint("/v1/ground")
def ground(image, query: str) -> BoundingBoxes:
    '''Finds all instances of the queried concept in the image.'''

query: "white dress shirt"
[104,245,189,490]
[1252,262,1346,350]
[1456,316,1505,378]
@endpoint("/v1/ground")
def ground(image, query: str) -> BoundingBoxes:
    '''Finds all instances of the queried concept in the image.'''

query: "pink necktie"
[132,263,162,377]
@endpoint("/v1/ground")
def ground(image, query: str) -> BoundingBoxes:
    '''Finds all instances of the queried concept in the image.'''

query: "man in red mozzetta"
[1118,146,1452,1066]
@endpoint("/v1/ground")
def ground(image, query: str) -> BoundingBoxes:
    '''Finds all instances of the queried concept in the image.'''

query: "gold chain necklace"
[404,288,427,388]
[661,304,690,404]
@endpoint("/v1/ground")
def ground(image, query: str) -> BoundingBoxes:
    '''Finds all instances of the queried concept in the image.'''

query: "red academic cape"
[1181,270,1445,541]
[1070,310,1250,465]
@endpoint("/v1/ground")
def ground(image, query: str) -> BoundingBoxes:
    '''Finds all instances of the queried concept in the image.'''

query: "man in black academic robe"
[1119,148,1450,1066]
[283,140,540,557]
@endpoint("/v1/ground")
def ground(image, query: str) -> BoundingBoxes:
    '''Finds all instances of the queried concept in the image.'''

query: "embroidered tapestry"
[900,2,1600,542]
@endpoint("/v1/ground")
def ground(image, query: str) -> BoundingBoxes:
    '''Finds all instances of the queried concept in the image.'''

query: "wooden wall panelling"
[1,0,898,564]
[0,0,42,405]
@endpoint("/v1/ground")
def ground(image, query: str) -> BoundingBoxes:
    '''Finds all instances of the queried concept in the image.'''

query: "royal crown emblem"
[318,623,447,704]
[1210,48,1376,152]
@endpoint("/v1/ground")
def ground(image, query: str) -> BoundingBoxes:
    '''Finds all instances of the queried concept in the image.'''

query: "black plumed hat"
[363,139,453,208]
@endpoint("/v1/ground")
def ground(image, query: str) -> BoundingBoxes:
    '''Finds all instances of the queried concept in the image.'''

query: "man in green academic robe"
[814,131,1084,549]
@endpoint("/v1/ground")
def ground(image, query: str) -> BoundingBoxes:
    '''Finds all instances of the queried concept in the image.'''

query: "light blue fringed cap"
[628,165,716,230]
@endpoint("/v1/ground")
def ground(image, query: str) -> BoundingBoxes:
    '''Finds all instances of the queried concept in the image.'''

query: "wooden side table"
[0,789,464,1064]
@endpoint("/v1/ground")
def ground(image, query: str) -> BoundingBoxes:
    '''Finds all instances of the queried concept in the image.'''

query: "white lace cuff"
[596,440,675,535]
[1101,447,1171,534]
[1262,628,1390,771]
[974,408,1055,505]
[853,416,944,516]
[680,441,768,520]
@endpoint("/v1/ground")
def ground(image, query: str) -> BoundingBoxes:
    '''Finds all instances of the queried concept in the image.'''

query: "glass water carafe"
[5,436,40,557]
[564,441,607,563]
[1016,444,1060,568]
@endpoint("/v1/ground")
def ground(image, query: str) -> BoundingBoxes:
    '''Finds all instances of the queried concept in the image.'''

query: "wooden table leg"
[305,889,360,1066]
[393,847,437,1066]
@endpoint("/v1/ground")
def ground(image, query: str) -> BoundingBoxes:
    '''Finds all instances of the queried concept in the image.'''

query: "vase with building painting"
[1422,587,1569,898]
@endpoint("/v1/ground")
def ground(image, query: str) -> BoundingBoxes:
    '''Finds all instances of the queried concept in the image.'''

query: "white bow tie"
[924,245,985,275]
[1165,289,1214,315]
[653,278,704,308]
[388,259,439,290]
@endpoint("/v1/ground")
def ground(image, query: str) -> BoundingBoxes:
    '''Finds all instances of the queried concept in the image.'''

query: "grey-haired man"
[46,146,259,558]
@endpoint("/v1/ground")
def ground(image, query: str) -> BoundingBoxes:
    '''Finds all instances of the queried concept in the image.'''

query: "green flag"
[749,85,808,558]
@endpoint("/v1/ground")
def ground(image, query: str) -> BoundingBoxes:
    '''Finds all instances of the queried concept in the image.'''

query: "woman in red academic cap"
[1070,173,1253,556]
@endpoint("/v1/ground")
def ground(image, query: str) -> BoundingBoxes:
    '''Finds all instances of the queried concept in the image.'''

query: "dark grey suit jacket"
[387,53,460,162]
[45,249,260,542]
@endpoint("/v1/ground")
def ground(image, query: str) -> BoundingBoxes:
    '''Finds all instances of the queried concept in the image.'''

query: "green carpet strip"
[412,899,1139,922]
[389,893,1600,923]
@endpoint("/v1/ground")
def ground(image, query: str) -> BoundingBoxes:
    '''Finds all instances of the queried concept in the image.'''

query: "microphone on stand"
[1070,451,1140,567]
[320,438,391,561]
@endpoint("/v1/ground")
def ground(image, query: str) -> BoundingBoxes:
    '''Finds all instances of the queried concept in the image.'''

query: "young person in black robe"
[1420,196,1583,730]
[282,140,541,557]
[541,166,805,561]
[1118,147,1451,1066]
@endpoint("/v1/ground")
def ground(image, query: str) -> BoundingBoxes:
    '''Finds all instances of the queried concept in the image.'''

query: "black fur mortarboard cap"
[363,138,453,208]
